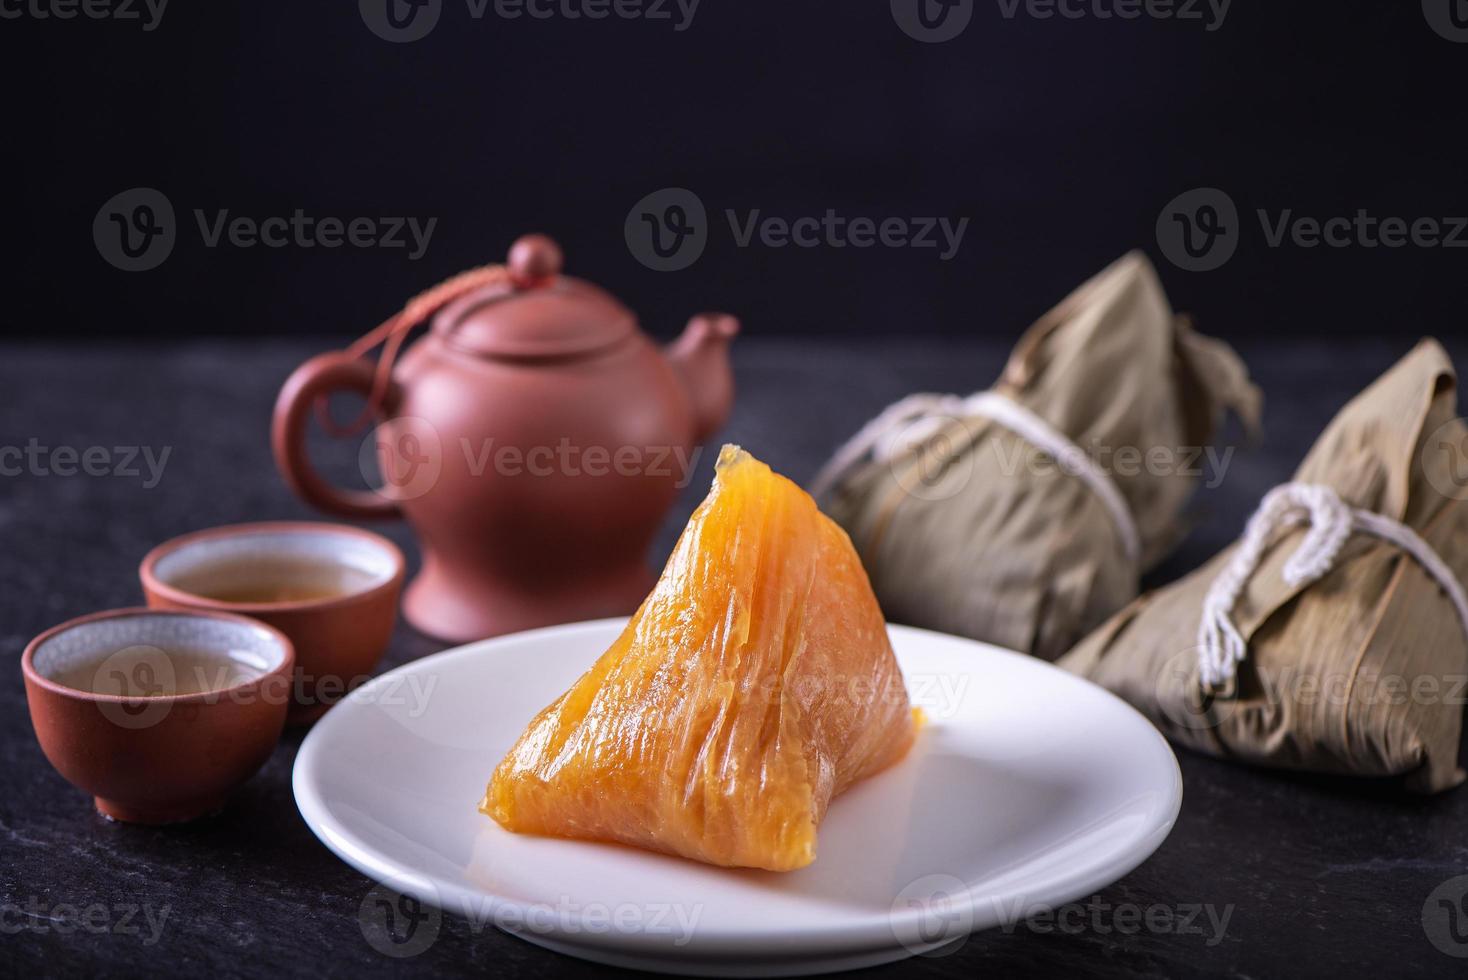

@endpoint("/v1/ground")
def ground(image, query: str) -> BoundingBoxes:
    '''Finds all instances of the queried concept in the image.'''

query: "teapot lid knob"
[508,234,563,289]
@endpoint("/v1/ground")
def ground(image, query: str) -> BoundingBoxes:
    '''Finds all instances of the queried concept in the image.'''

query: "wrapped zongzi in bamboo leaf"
[1061,339,1468,792]
[812,252,1261,660]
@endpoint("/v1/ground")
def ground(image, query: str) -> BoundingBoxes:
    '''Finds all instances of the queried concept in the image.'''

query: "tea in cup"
[22,608,294,823]
[140,522,406,723]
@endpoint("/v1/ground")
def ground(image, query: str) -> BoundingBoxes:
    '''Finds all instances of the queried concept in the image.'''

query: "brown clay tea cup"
[22,608,295,824]
[139,522,406,724]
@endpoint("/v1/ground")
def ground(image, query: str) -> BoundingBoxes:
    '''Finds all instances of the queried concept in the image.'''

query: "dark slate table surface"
[3,336,1467,979]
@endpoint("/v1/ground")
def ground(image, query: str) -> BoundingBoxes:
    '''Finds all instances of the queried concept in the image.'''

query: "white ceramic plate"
[294,619,1180,976]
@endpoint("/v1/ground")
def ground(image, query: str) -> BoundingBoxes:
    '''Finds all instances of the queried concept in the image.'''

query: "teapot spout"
[667,313,739,443]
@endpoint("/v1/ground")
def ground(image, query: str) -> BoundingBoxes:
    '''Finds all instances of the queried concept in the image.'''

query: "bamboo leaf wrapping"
[819,252,1260,660]
[1061,340,1468,792]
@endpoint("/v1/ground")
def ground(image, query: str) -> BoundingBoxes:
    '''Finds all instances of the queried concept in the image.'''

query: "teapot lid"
[432,235,637,359]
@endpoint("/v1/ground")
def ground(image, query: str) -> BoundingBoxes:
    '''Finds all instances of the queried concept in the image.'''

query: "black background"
[6,6,1468,979]
[3,1,1466,345]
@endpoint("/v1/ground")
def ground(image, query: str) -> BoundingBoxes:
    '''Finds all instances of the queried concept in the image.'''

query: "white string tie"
[1197,482,1468,693]
[810,391,1141,563]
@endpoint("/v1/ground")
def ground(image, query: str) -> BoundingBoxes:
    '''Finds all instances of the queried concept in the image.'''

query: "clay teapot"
[272,234,738,643]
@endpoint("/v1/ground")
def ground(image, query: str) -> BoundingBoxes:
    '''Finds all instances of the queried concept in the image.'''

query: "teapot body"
[272,235,737,643]
[380,332,694,640]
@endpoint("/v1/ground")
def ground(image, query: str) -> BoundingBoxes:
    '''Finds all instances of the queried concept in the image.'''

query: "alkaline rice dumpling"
[814,252,1261,660]
[1061,339,1468,793]
[482,446,918,871]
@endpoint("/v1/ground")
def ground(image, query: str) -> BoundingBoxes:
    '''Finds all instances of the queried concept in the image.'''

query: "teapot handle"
[271,352,403,520]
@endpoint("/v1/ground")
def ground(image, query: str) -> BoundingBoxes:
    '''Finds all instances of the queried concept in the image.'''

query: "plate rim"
[294,617,1182,957]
